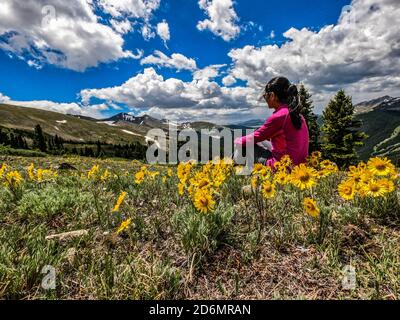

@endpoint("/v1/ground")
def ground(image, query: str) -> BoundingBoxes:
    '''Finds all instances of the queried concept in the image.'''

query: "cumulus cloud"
[227,0,400,111]
[140,106,253,124]
[157,20,170,46]
[193,64,226,81]
[140,51,197,71]
[0,0,162,71]
[222,75,236,86]
[110,19,133,34]
[5,98,114,118]
[0,92,10,103]
[80,67,263,123]
[141,23,156,40]
[0,0,139,71]
[98,0,160,19]
[197,0,240,41]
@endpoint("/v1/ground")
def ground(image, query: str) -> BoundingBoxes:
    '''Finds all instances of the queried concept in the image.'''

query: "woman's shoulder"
[270,107,289,121]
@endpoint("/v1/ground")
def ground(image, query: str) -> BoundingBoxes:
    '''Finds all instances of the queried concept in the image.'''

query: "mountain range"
[1,95,399,161]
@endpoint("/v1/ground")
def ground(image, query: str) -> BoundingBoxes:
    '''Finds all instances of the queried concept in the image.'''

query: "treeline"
[0,124,147,160]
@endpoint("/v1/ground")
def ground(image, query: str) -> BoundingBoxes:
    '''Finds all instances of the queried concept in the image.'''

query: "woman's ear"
[271,92,278,103]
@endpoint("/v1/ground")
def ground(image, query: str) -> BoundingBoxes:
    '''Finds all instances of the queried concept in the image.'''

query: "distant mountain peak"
[355,96,400,114]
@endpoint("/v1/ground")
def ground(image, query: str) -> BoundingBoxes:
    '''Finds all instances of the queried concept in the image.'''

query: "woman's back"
[266,106,309,167]
[282,111,309,165]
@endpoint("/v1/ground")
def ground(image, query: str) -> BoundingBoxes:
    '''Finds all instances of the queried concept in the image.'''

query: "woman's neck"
[274,103,288,111]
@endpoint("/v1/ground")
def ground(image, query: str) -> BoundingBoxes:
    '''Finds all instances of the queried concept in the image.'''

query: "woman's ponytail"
[286,84,302,130]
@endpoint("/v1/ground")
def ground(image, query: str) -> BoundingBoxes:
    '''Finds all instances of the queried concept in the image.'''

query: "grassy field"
[0,154,399,300]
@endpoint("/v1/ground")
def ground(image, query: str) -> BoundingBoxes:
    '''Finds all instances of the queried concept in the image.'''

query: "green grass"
[0,155,399,300]
[0,145,46,157]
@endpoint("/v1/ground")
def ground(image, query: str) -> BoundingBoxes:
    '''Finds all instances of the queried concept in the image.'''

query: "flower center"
[300,173,310,183]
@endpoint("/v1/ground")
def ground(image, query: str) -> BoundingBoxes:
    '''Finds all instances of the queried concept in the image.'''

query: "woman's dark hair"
[265,77,302,130]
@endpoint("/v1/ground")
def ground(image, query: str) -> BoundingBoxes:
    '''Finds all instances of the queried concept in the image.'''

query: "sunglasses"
[262,91,273,101]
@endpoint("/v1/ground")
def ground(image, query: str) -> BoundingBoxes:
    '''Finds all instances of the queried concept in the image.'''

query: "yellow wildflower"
[112,191,127,212]
[88,165,100,179]
[261,180,276,199]
[135,170,146,184]
[338,180,356,201]
[27,163,35,180]
[100,169,110,182]
[0,163,7,178]
[193,189,215,214]
[116,218,132,236]
[367,157,393,177]
[303,197,320,218]
[290,164,317,190]
[273,171,289,185]
[4,170,23,188]
[364,180,387,198]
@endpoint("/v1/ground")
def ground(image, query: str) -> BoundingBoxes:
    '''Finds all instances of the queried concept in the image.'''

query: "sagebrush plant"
[0,154,399,300]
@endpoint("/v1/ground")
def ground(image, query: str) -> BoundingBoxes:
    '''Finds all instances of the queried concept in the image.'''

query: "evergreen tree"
[299,84,320,153]
[23,138,29,149]
[48,137,55,151]
[16,135,24,149]
[33,124,47,152]
[321,90,367,168]
[0,128,6,145]
[96,140,104,158]
[54,135,60,149]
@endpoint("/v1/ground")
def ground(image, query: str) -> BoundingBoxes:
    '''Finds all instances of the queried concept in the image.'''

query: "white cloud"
[269,30,275,39]
[6,99,84,115]
[222,75,236,86]
[110,19,133,34]
[197,0,241,41]
[157,20,170,46]
[140,106,253,124]
[99,0,160,20]
[141,23,156,40]
[80,67,263,123]
[193,64,226,81]
[0,0,137,71]
[0,93,10,103]
[227,0,400,112]
[131,49,145,59]
[141,51,197,71]
[3,98,113,119]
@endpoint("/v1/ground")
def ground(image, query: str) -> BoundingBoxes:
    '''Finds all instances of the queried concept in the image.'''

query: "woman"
[234,77,309,168]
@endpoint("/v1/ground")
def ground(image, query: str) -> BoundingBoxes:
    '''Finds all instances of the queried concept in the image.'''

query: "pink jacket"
[236,104,309,167]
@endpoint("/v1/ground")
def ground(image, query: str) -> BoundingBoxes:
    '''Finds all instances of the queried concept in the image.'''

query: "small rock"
[46,229,88,241]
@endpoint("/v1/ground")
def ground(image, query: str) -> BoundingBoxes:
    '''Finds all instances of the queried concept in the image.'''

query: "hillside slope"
[0,104,145,145]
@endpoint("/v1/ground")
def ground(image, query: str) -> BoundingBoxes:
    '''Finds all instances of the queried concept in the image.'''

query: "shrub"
[172,204,234,267]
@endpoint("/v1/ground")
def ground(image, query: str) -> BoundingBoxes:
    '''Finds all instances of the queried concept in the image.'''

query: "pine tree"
[321,90,367,169]
[299,84,320,153]
[23,138,29,149]
[96,140,104,158]
[0,128,5,145]
[33,124,47,152]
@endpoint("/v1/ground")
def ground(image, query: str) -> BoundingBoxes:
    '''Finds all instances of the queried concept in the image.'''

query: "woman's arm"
[235,114,285,145]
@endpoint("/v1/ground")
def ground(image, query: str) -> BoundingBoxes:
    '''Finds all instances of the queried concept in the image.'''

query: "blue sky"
[0,0,399,123]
